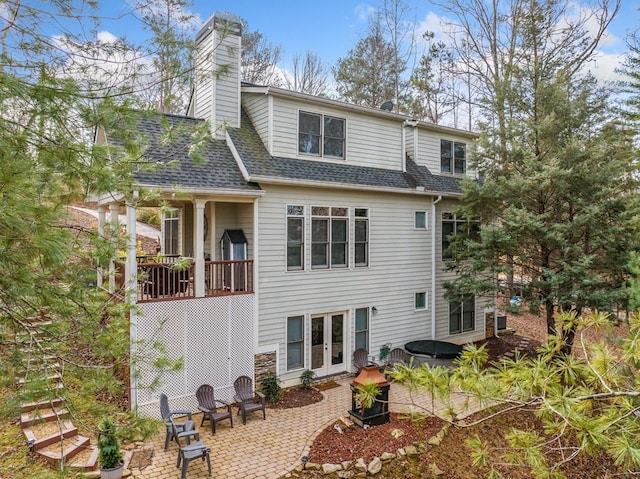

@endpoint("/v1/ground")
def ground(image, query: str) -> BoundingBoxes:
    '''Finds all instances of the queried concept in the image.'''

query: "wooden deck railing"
[204,260,254,297]
[114,259,254,303]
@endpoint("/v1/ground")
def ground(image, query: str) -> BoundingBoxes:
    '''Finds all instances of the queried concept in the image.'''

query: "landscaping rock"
[405,444,419,457]
[341,460,352,470]
[429,463,445,476]
[381,452,396,462]
[322,463,342,475]
[354,458,367,472]
[367,456,382,475]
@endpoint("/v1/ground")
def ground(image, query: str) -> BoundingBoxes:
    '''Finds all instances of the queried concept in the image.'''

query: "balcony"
[114,258,254,303]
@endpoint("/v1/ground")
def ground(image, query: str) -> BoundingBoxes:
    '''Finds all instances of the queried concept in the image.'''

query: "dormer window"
[299,111,345,159]
[441,139,466,174]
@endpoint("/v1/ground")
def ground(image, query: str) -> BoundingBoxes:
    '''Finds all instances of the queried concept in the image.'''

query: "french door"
[310,313,346,377]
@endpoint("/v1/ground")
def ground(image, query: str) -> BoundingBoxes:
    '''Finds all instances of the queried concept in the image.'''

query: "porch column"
[97,205,106,288]
[125,195,138,303]
[109,203,120,293]
[194,199,206,297]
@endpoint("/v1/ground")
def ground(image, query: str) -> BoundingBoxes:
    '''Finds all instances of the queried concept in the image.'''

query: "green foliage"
[97,416,123,470]
[379,343,391,362]
[300,369,315,389]
[260,374,281,403]
[353,381,381,410]
[400,310,640,475]
[136,207,161,226]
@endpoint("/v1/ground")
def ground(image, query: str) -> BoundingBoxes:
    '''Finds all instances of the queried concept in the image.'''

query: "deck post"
[194,199,206,297]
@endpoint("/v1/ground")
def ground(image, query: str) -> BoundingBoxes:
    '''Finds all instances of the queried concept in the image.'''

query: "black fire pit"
[348,365,390,428]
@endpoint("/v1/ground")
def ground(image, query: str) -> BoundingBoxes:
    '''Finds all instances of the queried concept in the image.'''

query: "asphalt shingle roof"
[108,111,260,192]
[110,108,464,196]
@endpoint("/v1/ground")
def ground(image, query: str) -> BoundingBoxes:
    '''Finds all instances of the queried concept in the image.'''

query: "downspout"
[431,195,442,340]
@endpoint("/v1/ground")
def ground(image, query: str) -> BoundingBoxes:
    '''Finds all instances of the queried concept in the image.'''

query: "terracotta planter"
[100,463,124,479]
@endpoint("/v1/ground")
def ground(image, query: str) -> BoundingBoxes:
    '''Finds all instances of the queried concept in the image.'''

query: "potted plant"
[97,416,124,479]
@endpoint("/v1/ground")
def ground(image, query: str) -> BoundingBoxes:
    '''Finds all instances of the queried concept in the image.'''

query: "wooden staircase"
[17,313,98,472]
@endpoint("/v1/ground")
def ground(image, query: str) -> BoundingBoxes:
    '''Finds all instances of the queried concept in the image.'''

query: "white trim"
[248,175,462,197]
[268,95,274,154]
[414,291,428,311]
[431,195,442,340]
[226,131,251,181]
[414,210,428,229]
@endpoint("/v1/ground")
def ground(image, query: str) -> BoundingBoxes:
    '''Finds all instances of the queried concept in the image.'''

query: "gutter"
[431,195,442,340]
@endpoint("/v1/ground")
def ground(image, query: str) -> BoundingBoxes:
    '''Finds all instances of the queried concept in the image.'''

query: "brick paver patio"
[129,377,479,479]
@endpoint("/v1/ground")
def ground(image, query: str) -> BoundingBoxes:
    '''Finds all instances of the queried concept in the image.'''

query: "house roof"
[227,109,464,195]
[107,108,465,197]
[107,111,261,193]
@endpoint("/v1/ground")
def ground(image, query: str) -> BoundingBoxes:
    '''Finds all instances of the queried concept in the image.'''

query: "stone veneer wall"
[254,351,277,387]
[485,312,495,339]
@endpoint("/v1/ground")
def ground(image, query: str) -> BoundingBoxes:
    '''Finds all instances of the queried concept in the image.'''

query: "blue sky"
[91,0,639,82]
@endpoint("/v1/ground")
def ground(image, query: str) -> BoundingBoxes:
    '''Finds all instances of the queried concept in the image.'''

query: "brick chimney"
[193,12,242,138]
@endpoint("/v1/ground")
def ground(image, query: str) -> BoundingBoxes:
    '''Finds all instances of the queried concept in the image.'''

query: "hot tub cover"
[404,340,463,359]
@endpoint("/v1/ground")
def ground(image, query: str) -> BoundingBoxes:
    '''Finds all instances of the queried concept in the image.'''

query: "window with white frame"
[162,208,179,255]
[415,211,427,229]
[442,212,479,260]
[286,315,305,371]
[440,139,466,174]
[355,308,369,351]
[415,292,427,310]
[354,208,369,267]
[298,111,345,159]
[449,296,475,334]
[311,206,348,269]
[287,205,305,271]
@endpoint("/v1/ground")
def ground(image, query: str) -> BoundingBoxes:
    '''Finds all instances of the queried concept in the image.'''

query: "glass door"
[310,313,345,376]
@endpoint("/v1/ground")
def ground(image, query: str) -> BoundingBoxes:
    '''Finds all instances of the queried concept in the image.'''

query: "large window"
[287,315,305,371]
[355,308,369,351]
[162,208,179,255]
[449,296,475,334]
[299,111,345,159]
[311,206,348,269]
[354,208,369,267]
[440,139,466,174]
[442,212,479,260]
[287,205,305,271]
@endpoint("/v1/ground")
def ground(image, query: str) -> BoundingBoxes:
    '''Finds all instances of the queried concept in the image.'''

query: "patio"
[127,377,481,479]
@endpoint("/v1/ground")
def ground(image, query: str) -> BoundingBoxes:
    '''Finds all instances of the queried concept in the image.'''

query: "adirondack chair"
[233,375,266,425]
[169,418,211,479]
[160,393,194,451]
[196,384,233,434]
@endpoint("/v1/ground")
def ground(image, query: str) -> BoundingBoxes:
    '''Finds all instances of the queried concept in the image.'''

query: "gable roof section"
[108,111,261,193]
[227,109,464,195]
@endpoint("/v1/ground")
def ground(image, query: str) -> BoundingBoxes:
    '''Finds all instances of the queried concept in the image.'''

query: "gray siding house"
[96,12,491,416]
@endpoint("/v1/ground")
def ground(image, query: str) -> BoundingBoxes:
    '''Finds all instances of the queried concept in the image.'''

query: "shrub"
[300,369,315,389]
[97,416,123,470]
[260,374,281,403]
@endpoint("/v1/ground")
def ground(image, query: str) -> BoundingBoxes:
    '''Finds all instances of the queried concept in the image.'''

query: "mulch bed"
[307,413,444,464]
[268,386,324,410]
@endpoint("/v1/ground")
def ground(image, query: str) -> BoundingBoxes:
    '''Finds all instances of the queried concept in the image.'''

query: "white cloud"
[97,31,119,44]
[354,3,375,22]
[588,50,625,83]
[126,0,201,31]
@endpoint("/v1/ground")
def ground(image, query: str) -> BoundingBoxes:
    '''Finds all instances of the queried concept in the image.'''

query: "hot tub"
[404,340,463,367]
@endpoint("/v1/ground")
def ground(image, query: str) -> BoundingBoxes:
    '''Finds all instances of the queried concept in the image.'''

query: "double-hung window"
[162,208,180,255]
[311,206,348,269]
[354,208,369,267]
[440,140,466,174]
[449,296,475,334]
[286,315,304,371]
[287,205,305,271]
[442,212,479,260]
[299,111,345,159]
[355,308,369,351]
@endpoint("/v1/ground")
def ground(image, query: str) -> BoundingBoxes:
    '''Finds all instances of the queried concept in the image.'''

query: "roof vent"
[380,101,394,111]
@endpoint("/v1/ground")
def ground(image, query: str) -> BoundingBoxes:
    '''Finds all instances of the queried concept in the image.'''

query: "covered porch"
[99,192,261,304]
